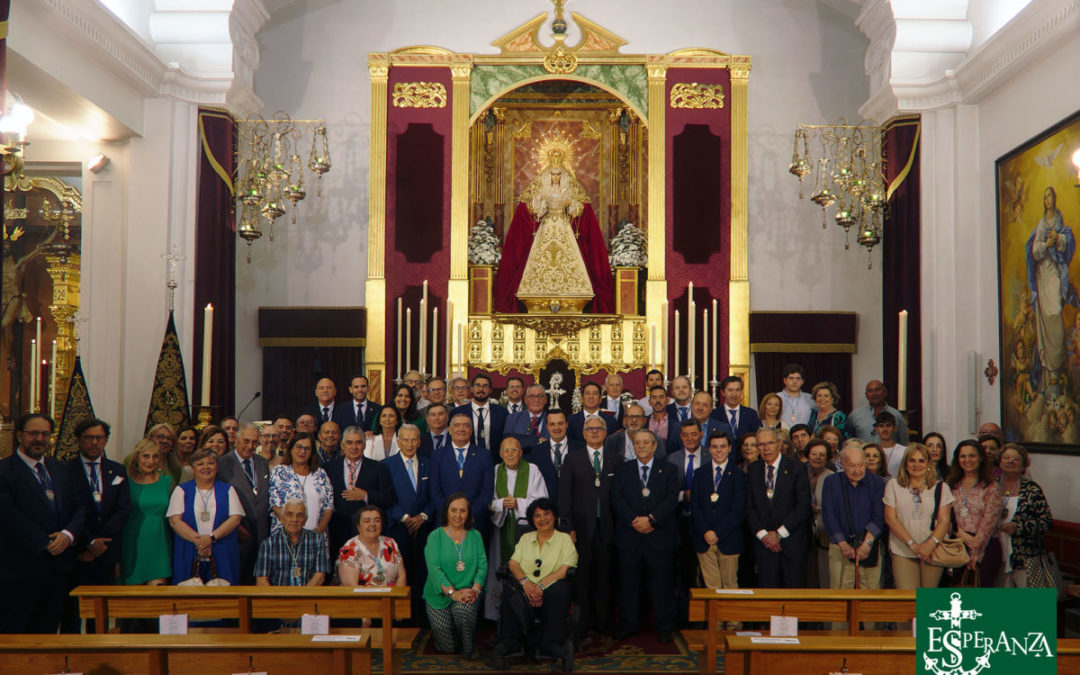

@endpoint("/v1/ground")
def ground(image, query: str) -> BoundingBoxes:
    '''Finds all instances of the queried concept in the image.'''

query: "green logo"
[916,589,1056,675]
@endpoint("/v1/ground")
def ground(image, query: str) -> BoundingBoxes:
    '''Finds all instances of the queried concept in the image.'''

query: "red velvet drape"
[193,110,237,416]
[882,118,922,432]
[493,201,614,313]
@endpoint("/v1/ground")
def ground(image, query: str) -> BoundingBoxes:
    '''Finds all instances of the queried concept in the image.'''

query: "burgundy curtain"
[882,118,922,434]
[748,312,857,410]
[753,352,853,413]
[192,110,237,416]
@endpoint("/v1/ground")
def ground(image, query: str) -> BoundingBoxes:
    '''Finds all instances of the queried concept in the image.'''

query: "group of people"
[0,364,1056,661]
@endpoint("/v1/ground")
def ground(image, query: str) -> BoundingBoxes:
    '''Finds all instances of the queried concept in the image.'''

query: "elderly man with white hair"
[255,498,330,587]
[820,444,886,590]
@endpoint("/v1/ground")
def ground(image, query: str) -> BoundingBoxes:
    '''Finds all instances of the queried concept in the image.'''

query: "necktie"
[434,433,445,450]
[407,458,417,490]
[511,404,519,414]
[242,458,255,488]
[531,415,540,435]
[88,461,101,512]
[321,406,330,422]
[640,464,649,487]
[34,462,55,501]
[685,454,695,491]
[476,409,486,448]
[714,465,724,490]
[356,402,363,422]
[766,463,775,497]
[729,409,738,430]
[679,406,688,421]
[346,460,359,489]
[554,442,563,472]
[456,448,466,477]
[593,450,602,516]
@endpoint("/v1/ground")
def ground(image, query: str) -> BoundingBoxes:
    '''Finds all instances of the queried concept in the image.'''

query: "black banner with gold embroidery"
[144,311,191,434]
[53,356,95,461]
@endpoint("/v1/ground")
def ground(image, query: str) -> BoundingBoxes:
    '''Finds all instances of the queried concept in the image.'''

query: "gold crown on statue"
[533,130,577,171]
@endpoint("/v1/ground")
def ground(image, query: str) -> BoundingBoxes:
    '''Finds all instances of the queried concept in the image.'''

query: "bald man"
[302,377,340,424]
[846,380,908,445]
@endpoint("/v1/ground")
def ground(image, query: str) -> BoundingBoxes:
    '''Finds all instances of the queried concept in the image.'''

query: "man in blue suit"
[503,383,549,450]
[691,431,746,594]
[0,414,87,634]
[62,418,130,633]
[386,424,435,623]
[666,418,711,626]
[709,375,761,440]
[663,376,694,454]
[418,403,450,457]
[526,409,577,501]
[568,381,616,442]
[429,414,494,537]
[450,373,508,454]
[611,429,679,643]
[332,375,381,432]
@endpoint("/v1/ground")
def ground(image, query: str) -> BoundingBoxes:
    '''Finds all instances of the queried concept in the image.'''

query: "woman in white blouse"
[365,406,402,461]
[883,443,954,589]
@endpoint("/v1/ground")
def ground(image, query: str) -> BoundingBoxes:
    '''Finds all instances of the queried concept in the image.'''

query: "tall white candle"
[712,298,719,383]
[661,301,669,380]
[201,304,213,406]
[406,307,412,374]
[702,309,709,393]
[898,309,909,411]
[432,306,439,380]
[650,323,657,368]
[446,301,453,380]
[49,340,57,418]
[457,322,465,370]
[34,317,41,411]
[396,298,403,378]
[688,284,695,388]
[29,338,37,413]
[674,309,681,379]
[419,280,428,374]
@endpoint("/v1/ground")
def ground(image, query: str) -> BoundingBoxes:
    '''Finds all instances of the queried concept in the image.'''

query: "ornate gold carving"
[494,313,618,341]
[368,53,389,79]
[633,342,646,362]
[611,323,623,341]
[590,342,602,362]
[612,342,624,362]
[491,323,504,361]
[579,121,602,140]
[669,82,725,109]
[589,324,603,341]
[632,321,645,341]
[392,82,447,108]
[543,46,578,74]
[450,62,473,79]
[491,10,626,56]
[512,120,533,140]
[646,62,669,79]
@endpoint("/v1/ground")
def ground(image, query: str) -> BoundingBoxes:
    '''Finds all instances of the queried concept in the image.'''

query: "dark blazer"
[418,429,450,458]
[429,443,494,527]
[0,452,87,580]
[745,455,811,541]
[450,403,509,454]
[611,456,679,552]
[527,438,580,500]
[666,448,712,503]
[384,452,435,524]
[690,460,746,554]
[503,410,549,449]
[302,400,340,423]
[710,405,762,440]
[216,451,271,541]
[601,396,626,430]
[67,456,130,567]
[324,455,393,552]
[603,431,636,463]
[557,445,621,543]
[567,410,617,442]
[664,402,694,453]
[332,399,382,433]
[666,417,725,455]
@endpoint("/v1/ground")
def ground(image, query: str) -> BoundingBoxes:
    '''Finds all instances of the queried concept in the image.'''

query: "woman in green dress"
[121,438,173,585]
[423,492,486,659]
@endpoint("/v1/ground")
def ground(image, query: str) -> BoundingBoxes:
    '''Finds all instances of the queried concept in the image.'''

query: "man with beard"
[451,373,508,453]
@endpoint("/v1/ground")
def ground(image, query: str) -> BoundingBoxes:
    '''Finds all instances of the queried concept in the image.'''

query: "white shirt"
[167,484,245,536]
[352,399,368,421]
[506,401,523,415]
[80,455,103,493]
[605,396,622,414]
[679,449,702,501]
[585,444,605,472]
[470,401,493,446]
[549,438,569,469]
[722,405,740,428]
[883,444,906,479]
[317,401,337,419]
[365,434,399,461]
[756,455,790,540]
[622,432,637,462]
[636,457,656,483]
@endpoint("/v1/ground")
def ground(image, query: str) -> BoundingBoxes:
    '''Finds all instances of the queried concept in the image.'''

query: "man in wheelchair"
[492,497,578,666]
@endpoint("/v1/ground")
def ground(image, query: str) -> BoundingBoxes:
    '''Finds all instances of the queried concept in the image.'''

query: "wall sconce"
[87,153,111,173]
[0,97,35,178]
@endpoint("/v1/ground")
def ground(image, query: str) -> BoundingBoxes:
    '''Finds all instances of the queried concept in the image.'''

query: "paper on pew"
[301,613,330,635]
[352,587,393,593]
[749,637,799,644]
[715,588,754,594]
[734,631,762,636]
[769,614,798,637]
[232,672,267,675]
[159,614,188,634]
[311,635,363,642]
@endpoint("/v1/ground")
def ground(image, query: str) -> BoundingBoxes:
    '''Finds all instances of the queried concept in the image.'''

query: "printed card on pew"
[232,672,266,675]
[769,613,798,637]
[159,613,188,634]
[301,613,330,635]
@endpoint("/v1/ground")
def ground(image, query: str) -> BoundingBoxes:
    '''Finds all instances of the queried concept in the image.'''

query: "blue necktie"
[714,466,724,490]
[407,458,417,490]
[456,448,466,477]
[242,458,255,488]
[685,454,695,491]
[729,409,738,430]
[679,407,688,422]
[434,433,445,450]
[88,461,101,512]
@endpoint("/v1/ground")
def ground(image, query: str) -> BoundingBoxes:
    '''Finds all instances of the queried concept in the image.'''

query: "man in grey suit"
[604,403,656,463]
[217,425,270,584]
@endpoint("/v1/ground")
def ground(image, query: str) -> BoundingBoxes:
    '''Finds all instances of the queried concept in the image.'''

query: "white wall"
[242,0,877,414]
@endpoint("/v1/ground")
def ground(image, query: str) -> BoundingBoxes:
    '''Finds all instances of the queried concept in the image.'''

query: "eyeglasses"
[533,559,542,577]
[584,426,605,432]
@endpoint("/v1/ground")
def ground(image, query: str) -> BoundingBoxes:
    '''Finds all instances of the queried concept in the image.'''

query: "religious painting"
[996,109,1080,449]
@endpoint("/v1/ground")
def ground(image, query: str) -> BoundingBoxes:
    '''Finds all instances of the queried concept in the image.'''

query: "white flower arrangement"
[608,221,648,268]
[467,218,501,266]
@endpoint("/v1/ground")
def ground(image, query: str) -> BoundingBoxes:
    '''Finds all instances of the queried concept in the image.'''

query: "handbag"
[925,482,970,569]
[841,477,880,567]
[177,552,231,587]
[955,564,980,588]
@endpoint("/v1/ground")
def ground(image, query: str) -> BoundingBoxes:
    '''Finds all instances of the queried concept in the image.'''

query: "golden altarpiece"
[364,5,750,401]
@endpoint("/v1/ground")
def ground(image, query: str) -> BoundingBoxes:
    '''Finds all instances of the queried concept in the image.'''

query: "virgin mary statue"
[494,147,614,313]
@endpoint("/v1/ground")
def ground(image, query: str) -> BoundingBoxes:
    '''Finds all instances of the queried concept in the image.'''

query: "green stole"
[495,460,531,564]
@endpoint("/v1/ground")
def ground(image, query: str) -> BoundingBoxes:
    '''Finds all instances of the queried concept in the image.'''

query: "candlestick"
[650,323,657,368]
[446,301,453,380]
[702,309,709,394]
[406,307,412,374]
[674,309,681,380]
[201,304,213,406]
[420,280,428,375]
[898,309,908,411]
[49,340,57,418]
[432,306,439,379]
[396,298,403,378]
[29,338,38,413]
[688,284,695,388]
[712,298,719,383]
[661,301,669,380]
[34,316,42,411]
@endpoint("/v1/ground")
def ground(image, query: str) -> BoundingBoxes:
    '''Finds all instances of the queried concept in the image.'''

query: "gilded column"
[45,254,80,419]
[365,53,390,395]
[645,61,668,349]
[728,56,752,378]
[449,58,474,347]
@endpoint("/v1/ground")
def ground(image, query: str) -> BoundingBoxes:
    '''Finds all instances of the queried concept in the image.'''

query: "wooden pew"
[1060,638,1080,671]
[721,635,916,675]
[684,588,915,675]
[0,633,372,675]
[72,586,415,673]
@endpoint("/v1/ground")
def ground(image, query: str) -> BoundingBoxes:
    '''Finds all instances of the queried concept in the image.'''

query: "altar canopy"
[365,5,750,399]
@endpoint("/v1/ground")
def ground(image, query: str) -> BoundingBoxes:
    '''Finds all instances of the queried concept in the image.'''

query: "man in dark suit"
[606,403,654,463]
[419,403,450,457]
[503,383,549,450]
[527,409,577,500]
[333,375,381,432]
[557,415,620,636]
[450,373,508,454]
[217,424,271,583]
[691,431,746,592]
[0,414,87,634]
[710,375,762,439]
[325,426,393,554]
[61,418,129,633]
[667,418,712,625]
[502,376,526,415]
[664,376,695,454]
[301,377,339,425]
[746,427,811,588]
[601,373,626,431]
[429,414,494,536]
[688,391,724,449]
[386,424,435,622]
[568,381,616,442]
[611,429,679,642]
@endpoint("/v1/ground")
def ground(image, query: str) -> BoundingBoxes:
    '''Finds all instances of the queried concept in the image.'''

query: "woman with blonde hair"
[757,393,784,431]
[121,438,173,585]
[883,443,955,589]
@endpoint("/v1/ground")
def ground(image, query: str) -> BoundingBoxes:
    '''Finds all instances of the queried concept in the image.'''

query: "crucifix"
[546,372,566,410]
